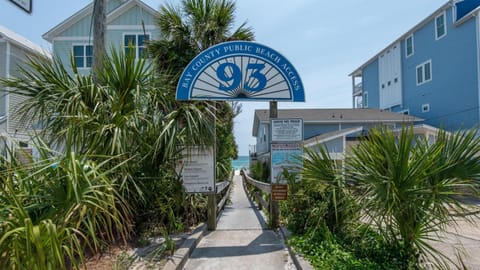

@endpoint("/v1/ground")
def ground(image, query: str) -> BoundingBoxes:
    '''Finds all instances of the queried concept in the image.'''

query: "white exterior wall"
[8,44,32,137]
[378,42,402,109]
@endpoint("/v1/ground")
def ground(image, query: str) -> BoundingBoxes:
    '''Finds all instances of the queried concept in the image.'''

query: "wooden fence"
[240,169,280,228]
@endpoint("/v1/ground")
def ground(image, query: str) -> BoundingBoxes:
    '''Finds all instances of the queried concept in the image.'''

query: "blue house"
[43,0,159,75]
[350,0,480,131]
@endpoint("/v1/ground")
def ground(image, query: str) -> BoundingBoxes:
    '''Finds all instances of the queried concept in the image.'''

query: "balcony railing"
[353,82,363,96]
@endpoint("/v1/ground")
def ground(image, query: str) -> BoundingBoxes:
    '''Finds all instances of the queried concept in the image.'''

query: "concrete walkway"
[428,216,480,269]
[183,174,293,270]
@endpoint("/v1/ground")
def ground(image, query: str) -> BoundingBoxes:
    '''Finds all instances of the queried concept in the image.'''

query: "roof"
[303,127,364,148]
[42,0,159,43]
[349,1,452,76]
[252,108,423,137]
[0,24,49,56]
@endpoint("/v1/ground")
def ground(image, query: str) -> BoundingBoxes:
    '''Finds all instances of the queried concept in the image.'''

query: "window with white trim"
[73,45,93,68]
[435,12,447,40]
[405,34,414,57]
[124,34,150,58]
[422,103,430,113]
[416,60,432,85]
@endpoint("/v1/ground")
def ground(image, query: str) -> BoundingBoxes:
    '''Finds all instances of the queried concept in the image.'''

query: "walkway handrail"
[241,170,271,193]
[216,181,230,194]
[216,180,231,213]
[240,169,280,227]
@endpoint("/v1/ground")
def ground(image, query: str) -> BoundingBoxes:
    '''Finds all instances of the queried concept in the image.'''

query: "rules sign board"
[177,146,215,193]
[271,118,303,142]
[271,184,288,201]
[271,143,303,183]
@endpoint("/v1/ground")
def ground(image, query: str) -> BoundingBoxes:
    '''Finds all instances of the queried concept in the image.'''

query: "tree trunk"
[92,0,106,83]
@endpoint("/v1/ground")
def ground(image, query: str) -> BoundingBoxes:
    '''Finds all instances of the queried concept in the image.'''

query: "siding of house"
[0,42,6,76]
[0,42,6,119]
[110,5,157,26]
[356,5,480,131]
[8,44,31,136]
[255,123,269,155]
[108,0,125,13]
[60,15,93,38]
[50,1,160,76]
[362,59,380,108]
[396,7,479,130]
[304,124,340,139]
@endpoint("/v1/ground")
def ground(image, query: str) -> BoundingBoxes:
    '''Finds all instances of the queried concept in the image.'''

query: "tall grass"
[0,138,132,269]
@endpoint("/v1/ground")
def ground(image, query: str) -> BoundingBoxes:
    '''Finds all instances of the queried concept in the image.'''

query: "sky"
[1,0,447,155]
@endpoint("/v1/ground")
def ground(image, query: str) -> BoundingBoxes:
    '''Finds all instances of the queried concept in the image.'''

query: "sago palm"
[150,0,254,73]
[346,127,480,269]
[149,0,252,181]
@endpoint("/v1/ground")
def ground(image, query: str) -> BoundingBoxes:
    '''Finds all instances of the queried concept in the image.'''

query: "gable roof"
[107,0,159,23]
[42,0,159,43]
[252,108,422,136]
[0,24,49,56]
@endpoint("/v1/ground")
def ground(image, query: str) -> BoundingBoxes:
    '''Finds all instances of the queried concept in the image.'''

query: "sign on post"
[177,146,215,193]
[271,184,288,201]
[271,143,303,184]
[271,118,303,142]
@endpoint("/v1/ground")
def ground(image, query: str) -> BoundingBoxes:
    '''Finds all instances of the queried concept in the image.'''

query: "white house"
[0,24,50,158]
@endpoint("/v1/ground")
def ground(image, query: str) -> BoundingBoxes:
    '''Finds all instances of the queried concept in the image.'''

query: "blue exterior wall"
[397,7,479,130]
[359,6,480,131]
[362,59,380,108]
[304,123,340,139]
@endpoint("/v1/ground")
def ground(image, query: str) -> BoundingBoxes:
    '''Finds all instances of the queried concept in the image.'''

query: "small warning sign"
[271,184,288,201]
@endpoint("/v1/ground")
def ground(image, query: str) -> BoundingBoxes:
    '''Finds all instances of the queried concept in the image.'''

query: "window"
[416,60,432,85]
[405,35,414,57]
[124,34,150,58]
[73,45,93,68]
[422,103,430,113]
[363,92,368,108]
[435,12,446,39]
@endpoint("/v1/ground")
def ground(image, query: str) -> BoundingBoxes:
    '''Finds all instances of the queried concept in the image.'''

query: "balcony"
[353,82,363,96]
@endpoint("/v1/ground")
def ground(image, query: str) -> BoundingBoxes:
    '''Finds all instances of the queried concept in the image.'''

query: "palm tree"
[346,127,480,269]
[0,47,217,227]
[150,0,254,76]
[149,0,254,181]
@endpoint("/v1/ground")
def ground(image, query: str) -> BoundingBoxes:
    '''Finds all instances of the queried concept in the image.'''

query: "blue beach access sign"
[176,41,305,101]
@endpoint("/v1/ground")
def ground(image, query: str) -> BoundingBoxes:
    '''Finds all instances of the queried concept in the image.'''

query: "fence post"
[269,101,280,229]
[207,192,217,230]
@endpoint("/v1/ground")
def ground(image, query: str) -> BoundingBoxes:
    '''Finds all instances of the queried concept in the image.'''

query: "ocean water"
[232,156,249,170]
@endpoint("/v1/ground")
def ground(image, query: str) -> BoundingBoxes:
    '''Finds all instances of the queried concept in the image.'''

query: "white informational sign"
[177,146,215,193]
[271,119,303,142]
[271,143,303,183]
[9,0,32,13]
